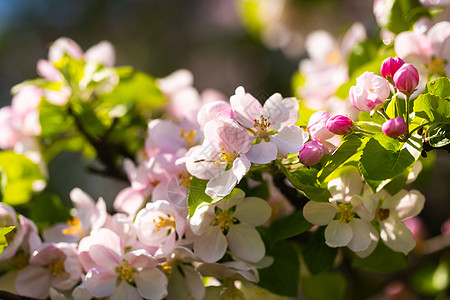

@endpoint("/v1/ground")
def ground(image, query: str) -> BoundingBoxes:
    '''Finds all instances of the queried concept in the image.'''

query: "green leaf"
[187,177,212,217]
[29,193,71,231]
[302,227,338,275]
[266,210,312,250]
[301,272,347,300]
[278,163,331,202]
[53,54,85,86]
[426,123,450,147]
[414,93,450,123]
[383,0,430,34]
[359,134,417,192]
[425,77,450,99]
[0,226,15,254]
[39,98,72,139]
[258,240,300,297]
[318,134,367,183]
[409,260,449,295]
[352,242,408,272]
[71,101,107,137]
[0,152,45,206]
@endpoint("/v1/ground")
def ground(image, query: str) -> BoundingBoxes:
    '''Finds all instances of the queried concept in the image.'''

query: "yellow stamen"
[153,215,176,231]
[180,129,197,147]
[178,171,191,188]
[62,216,86,237]
[211,206,239,234]
[215,148,236,165]
[47,259,65,277]
[116,260,138,284]
[337,203,355,223]
[254,115,271,138]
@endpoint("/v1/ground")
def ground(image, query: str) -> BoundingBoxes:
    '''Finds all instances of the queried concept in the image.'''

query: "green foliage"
[348,40,378,77]
[29,193,71,231]
[359,134,420,192]
[278,162,331,202]
[409,259,449,296]
[0,226,15,254]
[352,242,408,272]
[187,177,212,217]
[0,152,45,206]
[258,239,300,297]
[381,0,430,34]
[302,227,338,275]
[414,94,450,123]
[265,210,312,250]
[425,123,450,147]
[425,77,450,99]
[301,271,347,300]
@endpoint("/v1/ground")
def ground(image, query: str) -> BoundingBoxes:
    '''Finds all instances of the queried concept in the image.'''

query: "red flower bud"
[382,117,407,138]
[326,115,353,135]
[393,63,419,95]
[380,57,404,80]
[298,140,325,167]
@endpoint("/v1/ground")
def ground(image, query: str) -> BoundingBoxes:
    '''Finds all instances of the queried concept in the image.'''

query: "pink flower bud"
[349,72,390,111]
[307,111,334,142]
[326,115,353,135]
[382,117,407,138]
[298,140,325,167]
[380,57,404,80]
[393,63,419,95]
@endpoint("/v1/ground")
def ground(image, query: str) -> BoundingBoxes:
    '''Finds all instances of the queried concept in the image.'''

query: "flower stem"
[404,94,411,139]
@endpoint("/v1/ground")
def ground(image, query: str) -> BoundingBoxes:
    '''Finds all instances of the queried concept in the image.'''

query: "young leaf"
[0,226,15,254]
[414,93,450,123]
[425,77,450,99]
[258,240,300,297]
[187,176,212,217]
[302,227,338,275]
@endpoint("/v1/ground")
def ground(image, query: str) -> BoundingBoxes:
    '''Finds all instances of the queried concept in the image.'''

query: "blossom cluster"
[0,7,449,300]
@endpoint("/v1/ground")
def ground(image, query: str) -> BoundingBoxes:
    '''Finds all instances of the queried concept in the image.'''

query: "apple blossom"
[185,119,252,198]
[189,190,271,263]
[230,86,308,164]
[393,63,420,95]
[326,115,353,135]
[298,140,325,167]
[380,56,405,81]
[382,117,408,138]
[349,71,390,111]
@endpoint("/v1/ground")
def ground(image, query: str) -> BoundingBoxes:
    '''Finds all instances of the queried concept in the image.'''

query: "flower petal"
[246,140,278,164]
[234,197,272,226]
[135,268,168,300]
[380,217,416,255]
[193,226,227,263]
[206,170,238,199]
[15,266,51,299]
[89,244,122,270]
[325,220,352,247]
[354,224,379,258]
[393,190,425,220]
[111,280,140,300]
[230,86,263,128]
[85,268,117,298]
[303,201,337,225]
[231,155,251,182]
[271,125,307,158]
[227,223,265,263]
[347,219,372,252]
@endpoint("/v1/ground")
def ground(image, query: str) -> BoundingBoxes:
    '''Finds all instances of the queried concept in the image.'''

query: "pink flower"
[185,119,252,199]
[380,57,405,81]
[307,111,334,142]
[15,243,82,299]
[230,86,308,164]
[349,72,390,111]
[393,63,420,95]
[298,141,325,167]
[382,117,408,138]
[80,228,168,299]
[326,115,353,135]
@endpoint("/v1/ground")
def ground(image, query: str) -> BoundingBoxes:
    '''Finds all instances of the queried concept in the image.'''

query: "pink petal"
[85,41,116,67]
[271,125,307,158]
[89,244,122,270]
[246,140,277,164]
[85,268,117,298]
[15,266,51,299]
[230,86,263,128]
[204,119,251,154]
[111,280,141,300]
[135,268,168,299]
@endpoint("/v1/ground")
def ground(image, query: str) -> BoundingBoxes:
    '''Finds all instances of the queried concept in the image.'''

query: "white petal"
[271,125,306,158]
[231,156,251,182]
[85,41,116,67]
[181,265,205,300]
[135,268,168,300]
[328,166,362,202]
[234,197,272,226]
[347,219,372,252]
[193,226,227,263]
[206,170,238,199]
[226,223,265,263]
[85,268,117,298]
[246,141,278,164]
[111,280,140,300]
[264,94,298,128]
[325,220,352,247]
[351,195,376,222]
[303,201,337,225]
[354,224,379,258]
[393,190,425,220]
[380,218,416,255]
[230,87,263,128]
[89,244,122,270]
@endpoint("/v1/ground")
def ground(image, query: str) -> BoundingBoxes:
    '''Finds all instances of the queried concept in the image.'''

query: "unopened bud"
[307,111,333,142]
[298,140,325,167]
[393,63,419,95]
[380,57,404,81]
[326,115,353,135]
[382,117,407,138]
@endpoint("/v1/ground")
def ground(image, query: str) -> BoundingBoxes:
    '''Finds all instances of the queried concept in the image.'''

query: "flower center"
[215,148,237,165]
[337,203,355,223]
[376,208,390,221]
[178,170,191,188]
[116,260,138,284]
[254,115,271,138]
[62,216,86,237]
[47,259,65,277]
[180,129,197,147]
[153,215,176,232]
[211,206,240,235]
